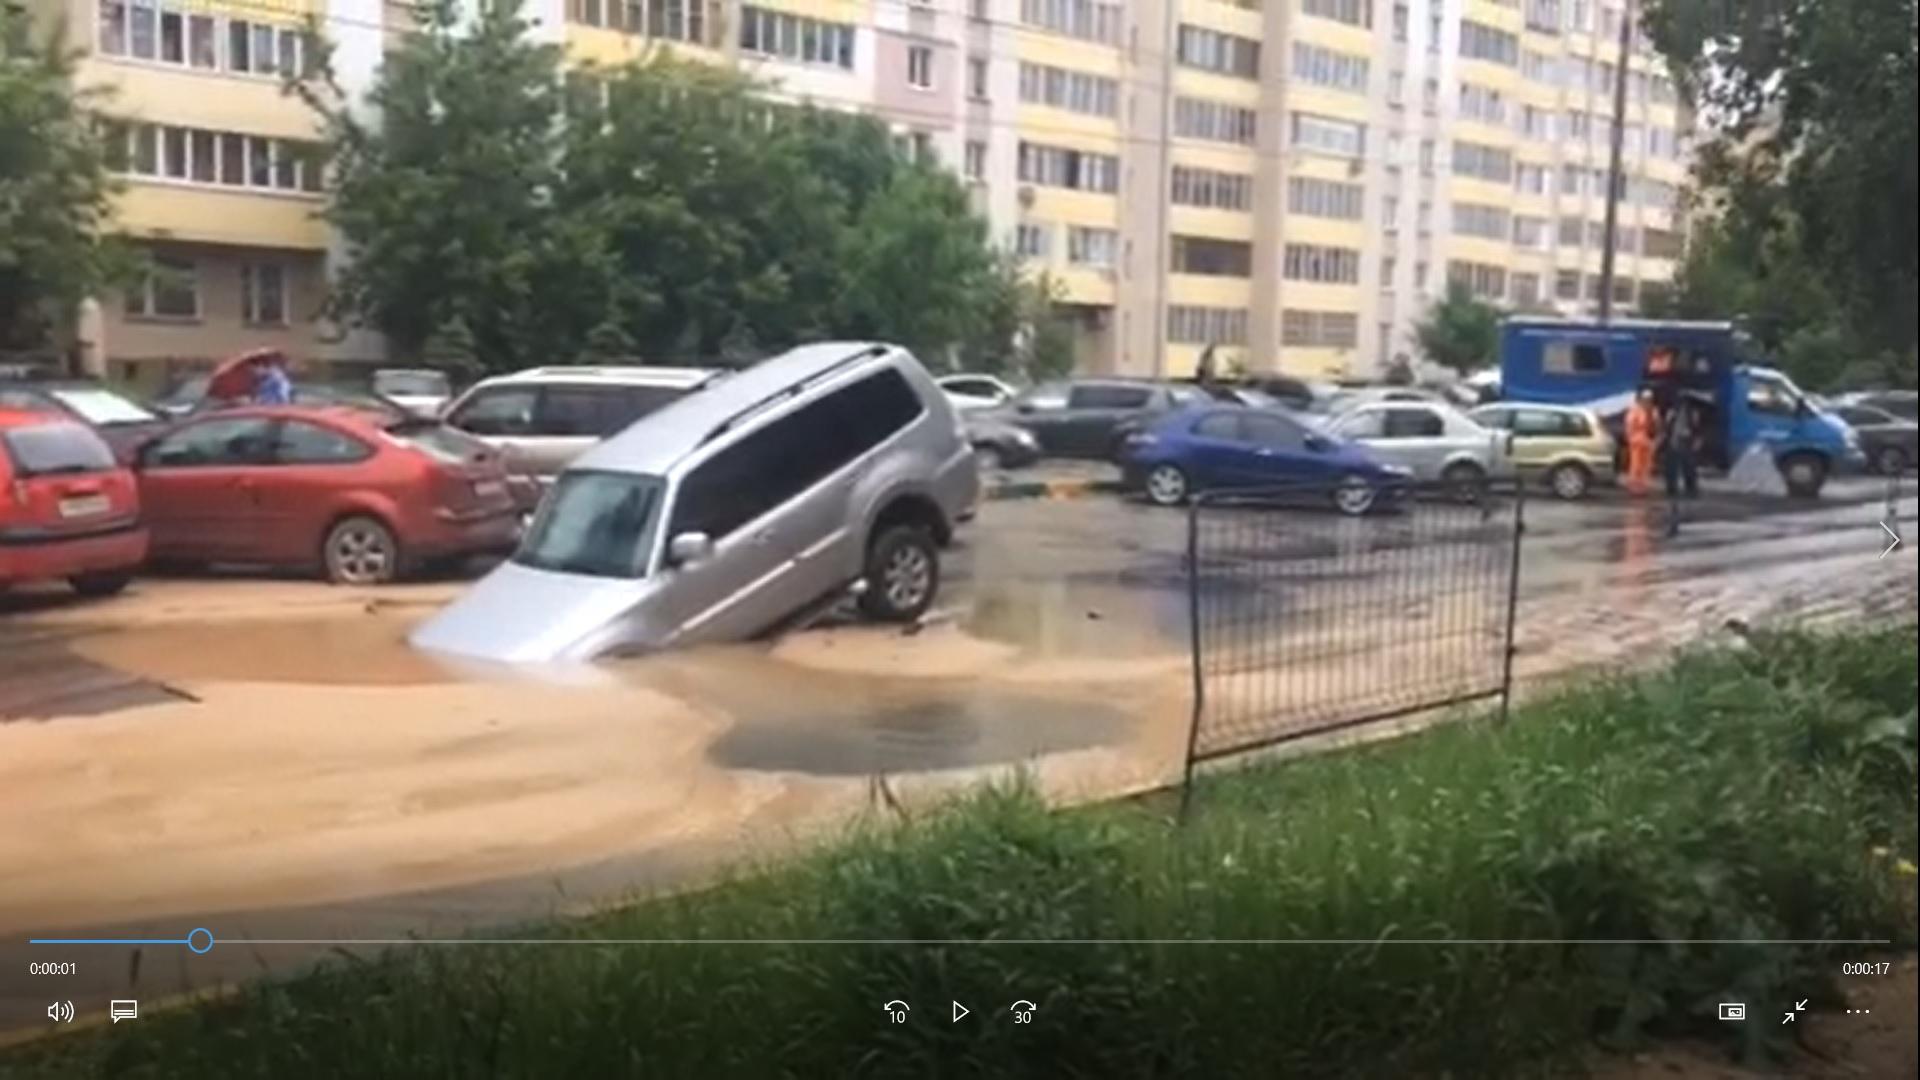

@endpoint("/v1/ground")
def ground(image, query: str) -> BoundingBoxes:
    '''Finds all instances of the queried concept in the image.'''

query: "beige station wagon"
[1469,403,1617,499]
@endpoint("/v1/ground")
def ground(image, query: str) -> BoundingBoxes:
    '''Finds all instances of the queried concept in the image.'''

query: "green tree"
[1645,0,1918,384]
[0,9,128,352]
[300,0,600,370]
[1413,283,1501,375]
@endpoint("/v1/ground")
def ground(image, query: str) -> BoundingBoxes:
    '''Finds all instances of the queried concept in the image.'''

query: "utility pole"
[1596,1,1633,323]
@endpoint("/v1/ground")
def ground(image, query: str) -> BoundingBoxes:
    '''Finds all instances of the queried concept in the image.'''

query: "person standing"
[1624,388,1660,496]
[1662,393,1701,499]
[253,351,292,405]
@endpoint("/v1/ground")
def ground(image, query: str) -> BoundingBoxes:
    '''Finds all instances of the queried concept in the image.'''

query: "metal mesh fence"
[1183,480,1523,767]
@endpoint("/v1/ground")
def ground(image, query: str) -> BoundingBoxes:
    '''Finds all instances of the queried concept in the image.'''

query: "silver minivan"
[409,343,979,663]
[442,365,723,486]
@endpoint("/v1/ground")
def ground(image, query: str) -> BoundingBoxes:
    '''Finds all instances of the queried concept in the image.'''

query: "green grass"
[8,623,1916,1078]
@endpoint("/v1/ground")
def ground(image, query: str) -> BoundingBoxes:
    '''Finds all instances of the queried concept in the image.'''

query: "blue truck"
[1498,317,1862,497]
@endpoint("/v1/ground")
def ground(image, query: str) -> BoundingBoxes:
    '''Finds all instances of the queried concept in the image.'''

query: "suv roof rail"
[699,344,890,447]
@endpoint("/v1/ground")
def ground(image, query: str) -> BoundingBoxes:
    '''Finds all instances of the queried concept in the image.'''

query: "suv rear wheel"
[69,572,132,598]
[859,525,940,622]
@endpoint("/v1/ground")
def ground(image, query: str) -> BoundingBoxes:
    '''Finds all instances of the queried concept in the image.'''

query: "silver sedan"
[1323,401,1511,493]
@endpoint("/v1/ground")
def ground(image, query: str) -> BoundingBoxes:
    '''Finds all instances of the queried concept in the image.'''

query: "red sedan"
[1,409,148,596]
[135,406,519,584]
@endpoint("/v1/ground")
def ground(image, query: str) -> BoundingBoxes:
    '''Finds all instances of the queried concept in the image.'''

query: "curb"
[985,477,1127,501]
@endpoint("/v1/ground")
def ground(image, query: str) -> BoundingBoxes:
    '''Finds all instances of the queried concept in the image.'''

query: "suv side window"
[1068,384,1153,410]
[1745,377,1798,417]
[1511,409,1564,437]
[1474,408,1513,431]
[535,385,621,437]
[146,417,277,467]
[1016,383,1068,410]
[945,378,1000,398]
[276,420,372,464]
[449,386,538,436]
[671,367,924,541]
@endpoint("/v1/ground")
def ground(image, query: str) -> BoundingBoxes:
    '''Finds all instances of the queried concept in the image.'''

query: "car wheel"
[1779,453,1827,498]
[1144,464,1190,507]
[1442,461,1488,502]
[323,515,402,585]
[69,572,132,598]
[858,526,940,623]
[1332,475,1377,517]
[973,444,1004,472]
[1547,461,1592,500]
[1874,445,1908,475]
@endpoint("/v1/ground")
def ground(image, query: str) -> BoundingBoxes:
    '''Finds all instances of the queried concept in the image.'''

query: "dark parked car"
[1832,403,1918,475]
[1117,404,1410,514]
[994,379,1206,460]
[0,380,169,462]
[965,416,1041,470]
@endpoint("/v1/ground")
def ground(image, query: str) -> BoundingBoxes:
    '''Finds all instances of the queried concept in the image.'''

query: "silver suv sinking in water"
[409,343,979,663]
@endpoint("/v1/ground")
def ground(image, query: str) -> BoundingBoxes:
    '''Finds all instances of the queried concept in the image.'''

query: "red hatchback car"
[134,406,519,584]
[0,409,148,596]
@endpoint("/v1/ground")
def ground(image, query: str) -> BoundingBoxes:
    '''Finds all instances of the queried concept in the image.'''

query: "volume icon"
[47,1000,75,1023]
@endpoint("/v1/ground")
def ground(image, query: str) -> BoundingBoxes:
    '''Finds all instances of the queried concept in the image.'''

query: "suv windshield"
[514,471,664,579]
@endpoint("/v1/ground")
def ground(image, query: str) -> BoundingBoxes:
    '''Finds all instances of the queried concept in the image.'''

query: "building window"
[1283,243,1362,284]
[1459,20,1520,66]
[1176,25,1260,79]
[188,14,216,68]
[647,0,707,42]
[1281,309,1359,347]
[1067,226,1118,268]
[1287,176,1364,220]
[739,7,856,70]
[968,56,989,100]
[1447,260,1507,299]
[1019,63,1119,117]
[1016,141,1120,193]
[964,140,987,181]
[1174,98,1258,146]
[1392,2,1409,40]
[1512,272,1542,306]
[1512,215,1549,249]
[1170,166,1253,211]
[126,254,199,320]
[241,263,288,325]
[99,0,128,54]
[1302,0,1372,28]
[1019,0,1123,45]
[1015,222,1052,259]
[1291,42,1369,94]
[1171,235,1253,277]
[1167,305,1248,346]
[109,120,323,195]
[1452,203,1510,240]
[1451,140,1515,183]
[1290,112,1365,158]
[907,46,934,89]
[1459,83,1507,126]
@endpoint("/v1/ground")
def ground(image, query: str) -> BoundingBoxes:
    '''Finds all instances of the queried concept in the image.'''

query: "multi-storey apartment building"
[38,0,1687,386]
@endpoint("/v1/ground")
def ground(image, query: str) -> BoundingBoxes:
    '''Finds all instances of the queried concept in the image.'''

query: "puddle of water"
[622,646,1137,775]
[962,578,1187,657]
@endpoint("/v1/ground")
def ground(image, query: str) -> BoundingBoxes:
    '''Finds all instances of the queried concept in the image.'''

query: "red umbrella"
[204,347,290,402]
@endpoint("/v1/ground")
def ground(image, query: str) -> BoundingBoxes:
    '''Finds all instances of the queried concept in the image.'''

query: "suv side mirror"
[667,531,713,567]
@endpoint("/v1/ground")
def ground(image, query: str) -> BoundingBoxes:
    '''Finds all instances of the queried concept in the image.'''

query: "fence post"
[1497,483,1525,724]
[1179,495,1206,822]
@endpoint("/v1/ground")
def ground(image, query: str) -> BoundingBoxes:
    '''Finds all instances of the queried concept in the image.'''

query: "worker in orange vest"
[1624,388,1661,495]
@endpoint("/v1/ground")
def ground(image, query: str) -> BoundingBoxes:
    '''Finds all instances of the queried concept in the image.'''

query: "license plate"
[471,479,506,499]
[59,494,110,519]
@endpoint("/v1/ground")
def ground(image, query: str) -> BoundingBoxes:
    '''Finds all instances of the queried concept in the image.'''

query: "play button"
[952,1000,970,1023]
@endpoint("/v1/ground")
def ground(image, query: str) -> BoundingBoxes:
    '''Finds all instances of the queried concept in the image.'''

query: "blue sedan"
[1118,405,1410,514]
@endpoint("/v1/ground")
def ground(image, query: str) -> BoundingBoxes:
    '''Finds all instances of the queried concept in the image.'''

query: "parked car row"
[2,401,520,598]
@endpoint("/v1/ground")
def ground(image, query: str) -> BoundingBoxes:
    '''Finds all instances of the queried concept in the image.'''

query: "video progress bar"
[27,936,1893,951]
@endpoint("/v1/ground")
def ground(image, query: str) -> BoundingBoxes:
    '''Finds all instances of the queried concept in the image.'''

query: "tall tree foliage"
[0,9,126,352]
[1414,283,1502,374]
[1644,0,1919,387]
[307,1,1030,373]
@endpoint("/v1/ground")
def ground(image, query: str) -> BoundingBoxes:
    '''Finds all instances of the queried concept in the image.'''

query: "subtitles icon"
[1718,1003,1745,1021]
[110,1000,138,1023]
